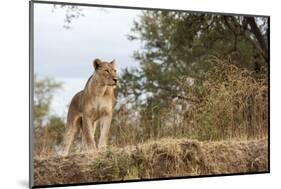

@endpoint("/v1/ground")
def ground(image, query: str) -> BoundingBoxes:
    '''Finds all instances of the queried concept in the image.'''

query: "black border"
[29,1,34,188]
[29,0,270,188]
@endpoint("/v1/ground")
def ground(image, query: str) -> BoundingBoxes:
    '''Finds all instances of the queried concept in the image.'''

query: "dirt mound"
[33,138,268,187]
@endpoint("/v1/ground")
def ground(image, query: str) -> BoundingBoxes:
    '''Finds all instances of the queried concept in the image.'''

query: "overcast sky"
[34,3,143,116]
[34,3,142,78]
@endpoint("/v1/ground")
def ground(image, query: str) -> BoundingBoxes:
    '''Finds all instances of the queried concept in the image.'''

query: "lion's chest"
[85,96,113,120]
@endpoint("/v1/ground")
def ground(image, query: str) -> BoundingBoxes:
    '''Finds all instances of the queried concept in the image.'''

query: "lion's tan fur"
[62,59,117,156]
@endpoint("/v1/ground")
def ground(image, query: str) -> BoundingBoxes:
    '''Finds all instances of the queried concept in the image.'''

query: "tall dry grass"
[109,56,268,146]
[184,56,268,140]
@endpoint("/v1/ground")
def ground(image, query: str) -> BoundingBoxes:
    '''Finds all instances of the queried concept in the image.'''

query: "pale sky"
[34,3,142,78]
[33,3,142,116]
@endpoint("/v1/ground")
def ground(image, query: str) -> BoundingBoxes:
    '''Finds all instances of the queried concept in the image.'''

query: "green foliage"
[122,12,268,104]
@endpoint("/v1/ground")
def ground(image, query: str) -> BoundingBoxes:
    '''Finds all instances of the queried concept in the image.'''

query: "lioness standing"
[62,59,117,156]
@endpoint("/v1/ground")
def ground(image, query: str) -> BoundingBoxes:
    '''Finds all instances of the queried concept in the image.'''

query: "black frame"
[29,0,270,188]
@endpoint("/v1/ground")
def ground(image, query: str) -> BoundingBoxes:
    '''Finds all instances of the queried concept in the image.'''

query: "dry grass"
[109,56,268,146]
[33,137,268,186]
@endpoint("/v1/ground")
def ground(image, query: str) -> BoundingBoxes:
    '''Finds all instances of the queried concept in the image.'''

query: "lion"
[62,59,117,156]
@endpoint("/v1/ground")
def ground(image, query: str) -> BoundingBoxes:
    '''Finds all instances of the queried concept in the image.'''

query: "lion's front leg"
[81,115,97,152]
[98,114,112,149]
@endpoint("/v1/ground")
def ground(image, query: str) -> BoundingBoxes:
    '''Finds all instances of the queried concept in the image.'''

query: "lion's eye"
[105,70,110,73]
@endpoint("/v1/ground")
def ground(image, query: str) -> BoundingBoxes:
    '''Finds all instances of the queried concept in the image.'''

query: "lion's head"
[93,59,117,86]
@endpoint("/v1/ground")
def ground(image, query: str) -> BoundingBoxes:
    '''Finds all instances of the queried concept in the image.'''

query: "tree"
[52,4,84,29]
[113,11,269,141]
[120,11,268,104]
[34,75,62,129]
[34,76,63,157]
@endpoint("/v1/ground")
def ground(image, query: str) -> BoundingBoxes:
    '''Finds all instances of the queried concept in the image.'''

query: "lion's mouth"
[111,79,117,86]
[108,82,117,86]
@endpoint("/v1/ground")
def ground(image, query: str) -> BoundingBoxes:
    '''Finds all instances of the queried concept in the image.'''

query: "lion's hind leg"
[62,115,80,156]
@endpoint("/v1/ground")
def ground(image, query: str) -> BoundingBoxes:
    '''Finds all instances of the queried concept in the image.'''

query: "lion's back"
[67,90,84,118]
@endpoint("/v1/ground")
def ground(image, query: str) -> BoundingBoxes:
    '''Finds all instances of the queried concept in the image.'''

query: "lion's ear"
[93,59,102,70]
[111,59,116,67]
